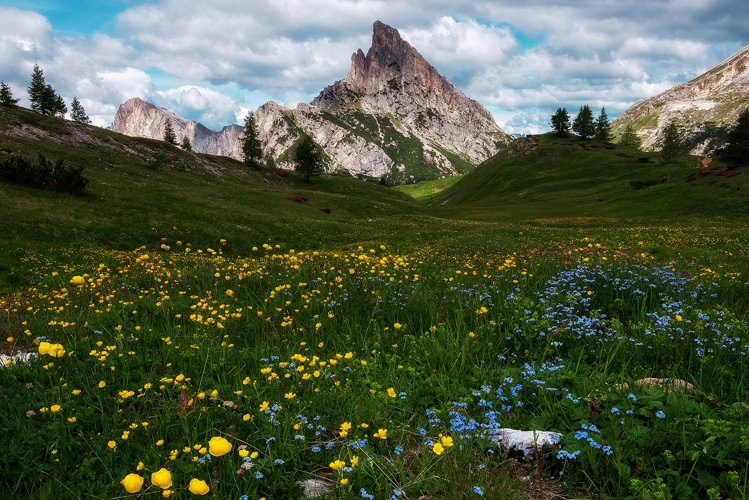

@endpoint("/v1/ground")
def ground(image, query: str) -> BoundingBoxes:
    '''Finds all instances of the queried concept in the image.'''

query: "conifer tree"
[70,97,90,124]
[163,119,177,145]
[594,107,611,142]
[51,90,67,118]
[181,136,193,152]
[28,64,48,114]
[572,105,595,139]
[550,107,570,136]
[241,112,262,168]
[659,121,682,164]
[294,135,323,182]
[618,124,642,150]
[0,82,19,107]
[717,108,749,168]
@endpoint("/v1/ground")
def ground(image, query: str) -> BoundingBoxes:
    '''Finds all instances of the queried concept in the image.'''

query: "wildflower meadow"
[1,227,747,499]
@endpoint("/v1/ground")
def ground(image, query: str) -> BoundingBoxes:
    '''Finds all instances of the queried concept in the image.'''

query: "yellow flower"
[242,413,251,422]
[329,459,346,470]
[98,380,106,389]
[38,342,51,355]
[374,428,388,440]
[151,468,173,489]
[208,436,232,457]
[225,289,234,297]
[120,473,144,493]
[284,392,296,400]
[67,416,77,423]
[107,440,117,449]
[675,314,683,322]
[340,478,349,485]
[156,439,164,446]
[71,389,81,396]
[136,461,144,471]
[50,404,61,413]
[70,275,85,285]
[393,323,402,329]
[259,401,269,412]
[387,387,396,398]
[350,456,359,467]
[161,490,172,498]
[440,435,454,448]
[238,449,249,458]
[188,478,210,495]
[432,442,445,455]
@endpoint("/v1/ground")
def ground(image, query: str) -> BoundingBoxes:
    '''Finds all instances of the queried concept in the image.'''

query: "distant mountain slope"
[113,21,512,183]
[613,43,749,155]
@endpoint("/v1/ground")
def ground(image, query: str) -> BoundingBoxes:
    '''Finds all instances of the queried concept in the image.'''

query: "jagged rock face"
[112,21,512,182]
[112,98,242,159]
[613,43,749,155]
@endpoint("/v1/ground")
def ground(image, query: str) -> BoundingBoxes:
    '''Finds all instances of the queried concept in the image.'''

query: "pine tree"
[0,82,19,107]
[28,64,47,114]
[618,124,642,150]
[180,136,193,152]
[594,107,611,142]
[659,121,681,164]
[70,97,90,124]
[717,108,749,168]
[572,105,595,139]
[241,112,262,168]
[294,135,323,182]
[550,108,570,136]
[163,120,177,145]
[51,89,67,118]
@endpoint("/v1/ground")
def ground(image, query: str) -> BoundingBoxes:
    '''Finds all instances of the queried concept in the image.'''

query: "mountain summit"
[113,21,511,183]
[614,43,749,155]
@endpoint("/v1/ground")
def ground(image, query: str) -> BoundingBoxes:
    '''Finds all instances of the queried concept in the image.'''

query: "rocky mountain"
[113,21,512,182]
[112,98,243,159]
[613,43,749,155]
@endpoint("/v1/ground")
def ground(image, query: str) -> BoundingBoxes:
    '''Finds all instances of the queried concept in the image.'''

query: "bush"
[0,153,89,194]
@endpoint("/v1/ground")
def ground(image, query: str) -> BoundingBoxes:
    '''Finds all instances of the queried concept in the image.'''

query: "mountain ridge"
[112,21,512,183]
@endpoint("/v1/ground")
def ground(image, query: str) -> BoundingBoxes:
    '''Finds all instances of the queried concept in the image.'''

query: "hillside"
[433,134,749,221]
[613,43,749,155]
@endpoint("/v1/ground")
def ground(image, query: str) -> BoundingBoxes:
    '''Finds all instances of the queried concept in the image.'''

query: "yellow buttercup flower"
[188,478,210,495]
[432,442,445,455]
[374,428,388,440]
[208,436,232,457]
[70,275,85,285]
[440,435,454,448]
[120,473,144,493]
[151,468,172,489]
[329,459,346,470]
[387,387,396,398]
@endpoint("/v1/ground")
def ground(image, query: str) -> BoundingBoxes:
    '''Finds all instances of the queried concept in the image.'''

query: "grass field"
[1,107,747,499]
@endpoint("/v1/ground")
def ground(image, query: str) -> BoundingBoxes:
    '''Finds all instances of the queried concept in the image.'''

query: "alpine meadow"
[1,7,748,500]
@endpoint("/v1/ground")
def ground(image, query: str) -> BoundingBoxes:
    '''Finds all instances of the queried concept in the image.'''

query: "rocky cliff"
[112,98,243,159]
[112,21,511,182]
[613,43,749,155]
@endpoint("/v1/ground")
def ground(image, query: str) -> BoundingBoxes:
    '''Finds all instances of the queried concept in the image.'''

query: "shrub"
[0,153,89,194]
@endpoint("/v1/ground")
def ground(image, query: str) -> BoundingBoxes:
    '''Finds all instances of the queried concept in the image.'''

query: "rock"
[1,352,37,367]
[613,43,749,155]
[297,478,333,498]
[486,429,562,455]
[616,377,694,392]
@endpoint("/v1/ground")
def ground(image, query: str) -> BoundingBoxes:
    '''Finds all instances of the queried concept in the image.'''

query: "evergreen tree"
[163,120,177,145]
[294,135,323,182]
[28,64,48,113]
[594,107,611,142]
[70,97,90,124]
[241,112,262,168]
[550,107,570,136]
[0,82,19,107]
[659,121,682,164]
[718,108,749,168]
[572,105,595,139]
[180,136,193,152]
[51,89,67,118]
[618,124,642,150]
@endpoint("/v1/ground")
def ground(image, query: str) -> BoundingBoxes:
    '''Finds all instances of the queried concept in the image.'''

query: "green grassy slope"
[392,175,463,201]
[433,134,749,221]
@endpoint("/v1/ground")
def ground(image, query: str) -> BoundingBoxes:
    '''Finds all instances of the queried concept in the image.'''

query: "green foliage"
[294,134,324,182]
[163,119,177,145]
[0,153,88,194]
[180,135,193,152]
[618,124,642,150]
[717,108,749,168]
[572,105,595,139]
[241,112,263,168]
[27,65,66,117]
[595,107,611,142]
[0,81,19,107]
[551,107,571,136]
[660,121,682,165]
[70,97,90,124]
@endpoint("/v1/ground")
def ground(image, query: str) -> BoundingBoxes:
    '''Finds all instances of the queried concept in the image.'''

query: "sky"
[1,0,747,134]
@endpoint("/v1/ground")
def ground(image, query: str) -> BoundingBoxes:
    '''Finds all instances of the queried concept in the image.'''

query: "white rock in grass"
[0,352,37,367]
[298,478,333,498]
[486,429,562,454]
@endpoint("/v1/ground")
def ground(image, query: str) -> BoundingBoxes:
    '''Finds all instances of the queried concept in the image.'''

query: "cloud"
[1,1,747,135]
